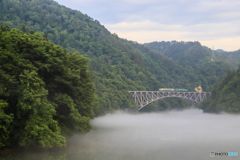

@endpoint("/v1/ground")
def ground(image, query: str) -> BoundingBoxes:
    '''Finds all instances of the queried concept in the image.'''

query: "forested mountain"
[200,67,240,113]
[145,41,240,113]
[213,50,240,69]
[0,26,94,148]
[0,0,237,113]
[144,41,240,69]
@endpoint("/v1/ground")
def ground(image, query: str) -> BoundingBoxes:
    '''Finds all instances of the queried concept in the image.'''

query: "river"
[2,109,240,160]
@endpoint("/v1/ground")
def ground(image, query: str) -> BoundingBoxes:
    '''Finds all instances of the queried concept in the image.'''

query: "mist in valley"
[4,109,240,160]
[66,109,240,160]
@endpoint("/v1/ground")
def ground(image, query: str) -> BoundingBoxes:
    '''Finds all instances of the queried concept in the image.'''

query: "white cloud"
[196,0,240,10]
[121,0,158,4]
[55,0,240,50]
[214,11,240,21]
[106,20,240,51]
[107,21,183,32]
[201,37,240,51]
[106,21,191,42]
[107,21,240,39]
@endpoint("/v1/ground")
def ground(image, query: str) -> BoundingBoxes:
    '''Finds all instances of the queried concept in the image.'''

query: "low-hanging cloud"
[65,109,240,160]
[10,109,240,160]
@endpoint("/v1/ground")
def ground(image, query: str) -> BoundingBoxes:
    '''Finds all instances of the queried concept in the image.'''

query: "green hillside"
[201,68,240,113]
[0,0,233,113]
[144,41,239,88]
[0,26,94,148]
[144,41,240,70]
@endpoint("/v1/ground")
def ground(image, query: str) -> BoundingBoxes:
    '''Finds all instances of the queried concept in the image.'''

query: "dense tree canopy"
[1,0,237,113]
[0,26,94,148]
[144,41,239,89]
[201,68,240,113]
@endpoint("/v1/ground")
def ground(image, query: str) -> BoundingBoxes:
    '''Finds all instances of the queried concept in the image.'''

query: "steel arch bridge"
[129,91,211,110]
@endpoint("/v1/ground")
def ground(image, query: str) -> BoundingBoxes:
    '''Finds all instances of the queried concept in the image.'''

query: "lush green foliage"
[0,0,240,151]
[144,41,237,90]
[0,0,235,113]
[0,100,13,148]
[0,26,94,148]
[201,68,240,113]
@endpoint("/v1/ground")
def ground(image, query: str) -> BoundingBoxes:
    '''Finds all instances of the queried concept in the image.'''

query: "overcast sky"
[54,0,240,51]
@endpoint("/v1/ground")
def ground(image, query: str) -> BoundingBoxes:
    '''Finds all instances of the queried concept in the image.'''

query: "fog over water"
[67,109,240,160]
[5,109,240,160]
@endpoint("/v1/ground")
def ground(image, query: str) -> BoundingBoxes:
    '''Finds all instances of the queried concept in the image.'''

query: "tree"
[0,100,13,148]
[0,27,94,148]
[17,70,65,148]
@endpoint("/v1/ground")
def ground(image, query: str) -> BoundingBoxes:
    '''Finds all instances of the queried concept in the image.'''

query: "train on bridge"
[159,88,188,92]
[129,85,208,110]
[159,86,203,93]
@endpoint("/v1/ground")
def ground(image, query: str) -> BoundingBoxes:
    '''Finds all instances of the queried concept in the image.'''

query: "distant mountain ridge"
[144,41,240,68]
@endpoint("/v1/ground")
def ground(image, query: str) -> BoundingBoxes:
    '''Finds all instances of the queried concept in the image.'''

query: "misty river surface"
[3,109,240,160]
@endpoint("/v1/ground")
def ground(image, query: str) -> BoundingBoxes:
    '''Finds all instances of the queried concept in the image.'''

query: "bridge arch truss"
[129,91,210,110]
